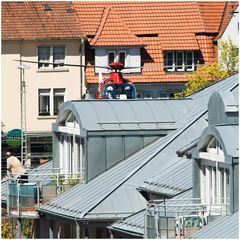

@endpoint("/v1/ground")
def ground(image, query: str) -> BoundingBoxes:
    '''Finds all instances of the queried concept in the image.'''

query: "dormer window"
[107,50,127,65]
[199,136,224,162]
[95,47,141,73]
[164,51,195,72]
[206,137,224,156]
[198,136,230,210]
[108,51,116,65]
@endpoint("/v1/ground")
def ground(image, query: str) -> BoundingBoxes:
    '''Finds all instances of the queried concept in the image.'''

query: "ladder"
[19,65,28,166]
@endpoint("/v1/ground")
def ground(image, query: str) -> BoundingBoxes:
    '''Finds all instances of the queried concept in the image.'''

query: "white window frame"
[200,163,229,207]
[165,51,175,71]
[186,51,195,71]
[199,136,229,213]
[107,49,128,66]
[53,88,65,115]
[164,51,195,72]
[38,88,66,116]
[108,51,117,65]
[53,46,65,68]
[38,45,65,70]
[38,89,51,116]
[38,46,50,68]
[199,137,225,162]
[118,51,127,65]
[176,51,185,71]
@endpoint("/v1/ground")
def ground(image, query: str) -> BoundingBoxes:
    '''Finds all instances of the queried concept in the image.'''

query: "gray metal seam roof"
[38,74,238,221]
[189,210,239,239]
[38,107,207,220]
[109,190,193,237]
[57,99,198,133]
[138,158,192,196]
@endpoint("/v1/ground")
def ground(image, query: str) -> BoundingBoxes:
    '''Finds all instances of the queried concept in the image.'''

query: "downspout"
[80,38,85,99]
[229,157,234,214]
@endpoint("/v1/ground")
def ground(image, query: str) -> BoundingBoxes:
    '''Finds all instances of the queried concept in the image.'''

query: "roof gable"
[90,7,144,47]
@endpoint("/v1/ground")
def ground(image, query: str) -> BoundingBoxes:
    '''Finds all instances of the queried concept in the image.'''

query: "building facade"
[2,1,237,138]
[1,2,85,164]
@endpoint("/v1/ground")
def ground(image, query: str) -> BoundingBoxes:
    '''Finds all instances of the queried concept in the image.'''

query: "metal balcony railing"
[5,170,83,218]
[144,198,230,239]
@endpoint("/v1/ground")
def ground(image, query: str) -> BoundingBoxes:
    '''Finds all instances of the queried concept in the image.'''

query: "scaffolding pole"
[18,64,29,165]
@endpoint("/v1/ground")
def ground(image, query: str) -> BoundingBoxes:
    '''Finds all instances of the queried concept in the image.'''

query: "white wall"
[1,40,82,132]
[95,47,141,73]
[221,6,239,46]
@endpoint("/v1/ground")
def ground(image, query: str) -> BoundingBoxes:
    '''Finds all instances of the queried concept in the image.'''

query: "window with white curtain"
[38,89,50,115]
[53,89,65,115]
[38,88,65,116]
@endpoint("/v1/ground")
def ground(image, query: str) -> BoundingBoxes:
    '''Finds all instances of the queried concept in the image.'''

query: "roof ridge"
[217,2,228,34]
[195,1,207,33]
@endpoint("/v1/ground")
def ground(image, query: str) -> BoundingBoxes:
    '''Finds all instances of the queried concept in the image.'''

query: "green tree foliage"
[175,38,238,98]
[218,37,239,75]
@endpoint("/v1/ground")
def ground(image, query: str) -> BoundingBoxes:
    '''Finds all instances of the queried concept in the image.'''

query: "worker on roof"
[6,151,28,183]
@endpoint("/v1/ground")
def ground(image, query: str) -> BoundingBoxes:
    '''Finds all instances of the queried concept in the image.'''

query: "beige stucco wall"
[2,40,83,132]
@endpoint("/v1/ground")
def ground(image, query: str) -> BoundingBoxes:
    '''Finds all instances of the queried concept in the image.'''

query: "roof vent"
[43,4,51,11]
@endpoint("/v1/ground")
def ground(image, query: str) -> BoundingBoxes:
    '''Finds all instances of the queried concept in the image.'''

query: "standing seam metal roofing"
[138,158,192,196]
[39,107,208,220]
[189,210,239,239]
[108,189,193,237]
[57,99,195,132]
[38,74,238,221]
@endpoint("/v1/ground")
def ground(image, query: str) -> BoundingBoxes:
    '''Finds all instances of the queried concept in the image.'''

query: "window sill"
[37,68,69,73]
[37,116,57,120]
[164,71,193,74]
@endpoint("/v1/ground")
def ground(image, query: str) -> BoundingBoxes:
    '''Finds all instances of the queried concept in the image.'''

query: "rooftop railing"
[5,170,83,218]
[144,198,230,239]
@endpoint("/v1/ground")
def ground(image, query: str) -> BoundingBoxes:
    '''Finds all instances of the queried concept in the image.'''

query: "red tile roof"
[73,1,205,50]
[215,1,239,40]
[2,1,237,84]
[90,7,145,47]
[197,2,226,32]
[73,1,237,84]
[1,1,84,40]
